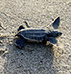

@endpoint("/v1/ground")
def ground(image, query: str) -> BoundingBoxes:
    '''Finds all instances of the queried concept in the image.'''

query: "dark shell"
[16,29,48,42]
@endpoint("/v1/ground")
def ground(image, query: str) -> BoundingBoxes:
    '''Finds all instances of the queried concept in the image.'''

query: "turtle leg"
[18,21,30,31]
[23,21,30,28]
[15,37,25,48]
[17,25,25,31]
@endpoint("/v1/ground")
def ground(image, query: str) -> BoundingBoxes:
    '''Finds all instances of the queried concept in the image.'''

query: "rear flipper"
[15,37,25,48]
[17,21,30,31]
[48,37,57,44]
[23,21,30,28]
[17,25,25,31]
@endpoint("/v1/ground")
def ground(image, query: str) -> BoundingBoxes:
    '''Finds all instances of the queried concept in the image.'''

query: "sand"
[0,0,71,74]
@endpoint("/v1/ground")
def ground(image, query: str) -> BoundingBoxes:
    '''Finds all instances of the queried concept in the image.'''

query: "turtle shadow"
[2,41,57,74]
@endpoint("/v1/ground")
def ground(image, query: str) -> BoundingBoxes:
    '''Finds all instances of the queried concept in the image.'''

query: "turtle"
[14,17,62,48]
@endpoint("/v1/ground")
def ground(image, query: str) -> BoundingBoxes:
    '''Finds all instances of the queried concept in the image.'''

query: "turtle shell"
[16,28,48,42]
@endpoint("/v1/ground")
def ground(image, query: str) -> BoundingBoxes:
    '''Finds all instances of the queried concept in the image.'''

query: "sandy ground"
[0,0,71,74]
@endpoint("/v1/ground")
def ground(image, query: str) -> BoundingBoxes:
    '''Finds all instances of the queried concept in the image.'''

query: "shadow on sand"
[2,42,57,74]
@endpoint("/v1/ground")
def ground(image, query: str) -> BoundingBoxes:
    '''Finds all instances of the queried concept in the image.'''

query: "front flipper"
[52,17,60,29]
[48,37,57,44]
[15,37,25,48]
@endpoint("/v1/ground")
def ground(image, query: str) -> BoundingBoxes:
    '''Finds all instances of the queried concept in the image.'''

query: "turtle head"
[47,31,62,38]
[17,25,24,31]
[56,31,62,37]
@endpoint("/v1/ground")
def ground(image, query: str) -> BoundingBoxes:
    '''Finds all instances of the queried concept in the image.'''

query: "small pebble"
[0,21,4,29]
[0,33,6,38]
[0,40,3,43]
[0,48,6,52]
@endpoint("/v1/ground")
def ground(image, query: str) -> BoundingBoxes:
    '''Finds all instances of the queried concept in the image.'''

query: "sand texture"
[0,0,71,74]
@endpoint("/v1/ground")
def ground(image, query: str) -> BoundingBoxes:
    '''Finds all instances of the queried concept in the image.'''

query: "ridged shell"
[16,29,48,42]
